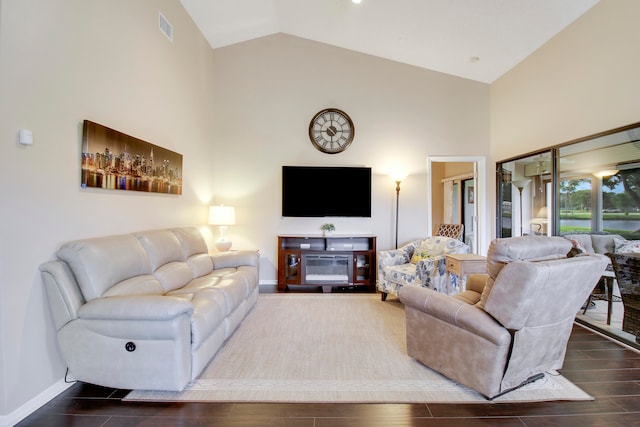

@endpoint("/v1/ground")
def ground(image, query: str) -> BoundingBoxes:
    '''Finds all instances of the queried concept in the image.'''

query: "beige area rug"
[125,293,592,404]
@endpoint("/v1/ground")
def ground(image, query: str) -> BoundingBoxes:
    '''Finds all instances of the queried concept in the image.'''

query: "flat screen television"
[282,166,372,217]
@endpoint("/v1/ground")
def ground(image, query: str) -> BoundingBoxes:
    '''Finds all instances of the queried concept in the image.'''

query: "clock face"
[308,108,354,154]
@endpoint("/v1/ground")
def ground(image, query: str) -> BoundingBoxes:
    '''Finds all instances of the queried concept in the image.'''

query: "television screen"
[282,166,372,217]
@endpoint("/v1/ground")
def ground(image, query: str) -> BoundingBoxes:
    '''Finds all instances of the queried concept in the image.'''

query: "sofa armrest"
[78,295,194,321]
[40,260,86,330]
[211,250,259,269]
[399,285,510,346]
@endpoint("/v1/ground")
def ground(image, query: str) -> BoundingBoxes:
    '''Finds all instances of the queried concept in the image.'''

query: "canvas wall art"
[81,120,183,195]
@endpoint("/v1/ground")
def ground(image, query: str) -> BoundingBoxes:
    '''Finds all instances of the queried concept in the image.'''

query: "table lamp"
[208,205,236,251]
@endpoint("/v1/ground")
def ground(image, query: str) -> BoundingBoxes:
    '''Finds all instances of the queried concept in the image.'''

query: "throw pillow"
[567,238,587,257]
[614,237,640,253]
[410,246,443,264]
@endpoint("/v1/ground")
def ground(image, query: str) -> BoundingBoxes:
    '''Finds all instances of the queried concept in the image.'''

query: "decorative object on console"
[209,205,236,251]
[320,223,335,236]
[308,108,354,154]
[390,171,408,249]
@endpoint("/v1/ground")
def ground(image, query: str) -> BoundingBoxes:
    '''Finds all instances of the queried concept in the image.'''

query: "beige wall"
[490,0,640,237]
[210,33,490,279]
[0,0,217,419]
[491,0,640,159]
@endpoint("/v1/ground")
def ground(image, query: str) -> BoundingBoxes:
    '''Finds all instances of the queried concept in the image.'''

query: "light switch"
[19,129,33,145]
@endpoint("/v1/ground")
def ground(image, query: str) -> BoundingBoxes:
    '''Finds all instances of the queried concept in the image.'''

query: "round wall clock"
[308,108,354,154]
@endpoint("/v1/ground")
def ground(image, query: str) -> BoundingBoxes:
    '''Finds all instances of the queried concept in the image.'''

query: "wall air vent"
[159,12,173,42]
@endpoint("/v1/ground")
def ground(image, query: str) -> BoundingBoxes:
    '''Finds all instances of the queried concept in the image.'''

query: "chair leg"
[583,295,592,314]
[381,292,387,301]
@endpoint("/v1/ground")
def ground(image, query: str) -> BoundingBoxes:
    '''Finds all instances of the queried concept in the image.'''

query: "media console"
[277,235,376,293]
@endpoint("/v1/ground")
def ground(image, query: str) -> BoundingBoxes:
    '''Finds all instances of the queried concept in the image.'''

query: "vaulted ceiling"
[179,0,599,83]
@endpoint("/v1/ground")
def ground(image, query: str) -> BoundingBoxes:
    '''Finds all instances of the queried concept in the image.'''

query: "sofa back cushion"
[173,227,210,258]
[592,234,623,254]
[136,229,200,292]
[562,233,624,255]
[173,227,214,278]
[57,234,152,301]
[136,230,185,271]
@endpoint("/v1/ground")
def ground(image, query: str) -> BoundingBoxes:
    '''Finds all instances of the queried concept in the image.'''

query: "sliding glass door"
[496,122,640,348]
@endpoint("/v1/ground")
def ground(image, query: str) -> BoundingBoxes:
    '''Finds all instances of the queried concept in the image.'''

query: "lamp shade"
[593,169,619,178]
[208,205,235,225]
[512,179,531,190]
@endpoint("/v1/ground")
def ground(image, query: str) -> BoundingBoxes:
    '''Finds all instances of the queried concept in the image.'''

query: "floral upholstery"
[377,236,470,299]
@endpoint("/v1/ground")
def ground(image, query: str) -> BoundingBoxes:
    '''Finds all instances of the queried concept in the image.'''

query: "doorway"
[427,156,488,255]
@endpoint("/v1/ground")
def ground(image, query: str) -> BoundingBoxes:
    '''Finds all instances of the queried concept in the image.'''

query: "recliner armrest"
[399,285,510,346]
[78,295,194,320]
[466,273,488,293]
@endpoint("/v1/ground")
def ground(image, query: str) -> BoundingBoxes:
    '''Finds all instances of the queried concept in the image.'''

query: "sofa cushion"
[57,234,152,301]
[154,262,194,292]
[190,293,227,349]
[592,234,621,254]
[614,237,640,253]
[187,253,214,278]
[136,230,185,271]
[173,227,209,258]
[102,275,163,297]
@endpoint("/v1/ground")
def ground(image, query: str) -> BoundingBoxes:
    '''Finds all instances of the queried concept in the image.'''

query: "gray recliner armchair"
[399,236,608,399]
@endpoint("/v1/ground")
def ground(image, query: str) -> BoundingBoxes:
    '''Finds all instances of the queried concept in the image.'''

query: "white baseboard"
[0,378,74,427]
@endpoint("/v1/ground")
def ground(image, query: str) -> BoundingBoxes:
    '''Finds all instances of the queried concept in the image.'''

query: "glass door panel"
[497,151,553,237]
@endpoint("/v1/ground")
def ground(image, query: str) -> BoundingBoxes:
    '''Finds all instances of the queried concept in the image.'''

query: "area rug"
[125,293,591,404]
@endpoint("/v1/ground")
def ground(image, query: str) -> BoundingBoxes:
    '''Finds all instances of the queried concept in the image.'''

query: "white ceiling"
[179,0,599,83]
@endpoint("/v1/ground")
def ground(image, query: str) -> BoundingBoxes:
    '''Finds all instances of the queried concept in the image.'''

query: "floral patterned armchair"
[377,236,470,301]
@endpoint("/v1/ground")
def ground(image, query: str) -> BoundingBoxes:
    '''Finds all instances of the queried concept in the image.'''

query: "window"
[496,122,640,348]
[558,126,640,239]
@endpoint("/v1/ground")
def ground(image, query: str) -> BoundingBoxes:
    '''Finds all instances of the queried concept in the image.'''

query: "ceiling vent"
[159,12,173,42]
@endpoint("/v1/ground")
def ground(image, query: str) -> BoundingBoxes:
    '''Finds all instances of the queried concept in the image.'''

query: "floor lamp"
[512,179,531,236]
[390,172,407,249]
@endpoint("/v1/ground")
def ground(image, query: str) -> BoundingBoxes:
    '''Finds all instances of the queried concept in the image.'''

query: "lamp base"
[216,240,232,252]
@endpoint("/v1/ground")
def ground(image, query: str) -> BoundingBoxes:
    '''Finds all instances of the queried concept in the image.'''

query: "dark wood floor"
[16,303,640,426]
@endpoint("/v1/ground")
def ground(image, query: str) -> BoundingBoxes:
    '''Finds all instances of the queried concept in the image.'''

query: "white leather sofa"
[39,227,259,391]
